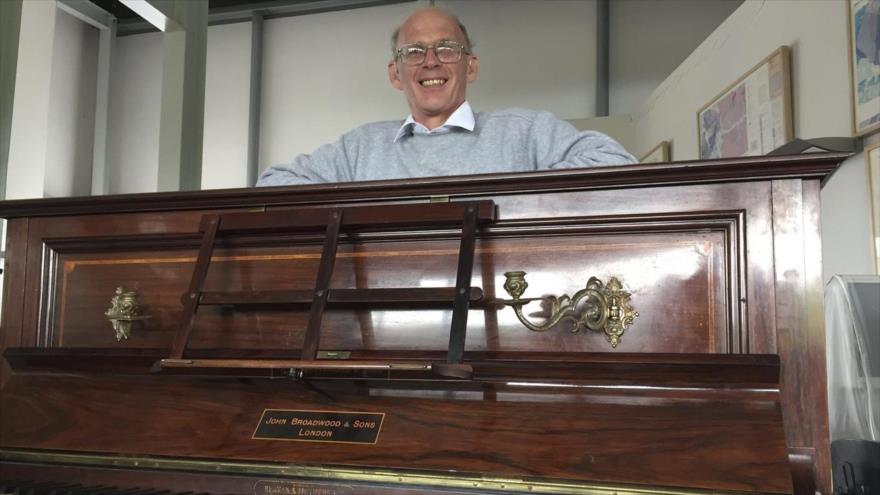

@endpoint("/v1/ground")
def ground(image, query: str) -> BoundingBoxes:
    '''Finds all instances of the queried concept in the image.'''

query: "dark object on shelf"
[832,440,880,495]
[769,137,861,155]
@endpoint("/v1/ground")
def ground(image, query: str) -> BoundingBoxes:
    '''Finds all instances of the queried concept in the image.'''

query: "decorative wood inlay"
[53,235,729,353]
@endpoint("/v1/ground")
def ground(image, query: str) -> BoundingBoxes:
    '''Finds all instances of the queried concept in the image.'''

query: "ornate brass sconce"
[104,286,151,341]
[501,272,638,348]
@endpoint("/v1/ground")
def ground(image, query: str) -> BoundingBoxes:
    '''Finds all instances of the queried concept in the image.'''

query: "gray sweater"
[257,108,636,186]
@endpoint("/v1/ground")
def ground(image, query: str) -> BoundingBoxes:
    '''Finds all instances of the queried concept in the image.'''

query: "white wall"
[629,0,872,281]
[0,0,23,202]
[6,0,56,200]
[107,21,251,192]
[822,133,879,281]
[259,2,415,168]
[106,31,162,194]
[609,0,742,116]
[201,21,251,190]
[440,0,597,119]
[7,2,100,200]
[45,7,98,198]
[569,115,635,151]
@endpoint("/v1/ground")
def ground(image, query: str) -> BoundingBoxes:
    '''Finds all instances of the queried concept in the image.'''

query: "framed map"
[639,141,670,163]
[698,46,793,159]
[848,0,880,136]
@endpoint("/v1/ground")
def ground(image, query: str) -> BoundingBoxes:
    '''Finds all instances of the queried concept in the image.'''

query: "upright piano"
[0,154,846,494]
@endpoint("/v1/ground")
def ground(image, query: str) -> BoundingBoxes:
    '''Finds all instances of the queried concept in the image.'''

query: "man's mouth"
[419,78,448,87]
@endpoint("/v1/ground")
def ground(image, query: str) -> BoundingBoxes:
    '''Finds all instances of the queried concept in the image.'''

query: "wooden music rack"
[157,201,496,379]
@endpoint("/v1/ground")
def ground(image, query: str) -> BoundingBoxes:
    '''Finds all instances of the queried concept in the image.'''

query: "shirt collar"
[393,101,475,142]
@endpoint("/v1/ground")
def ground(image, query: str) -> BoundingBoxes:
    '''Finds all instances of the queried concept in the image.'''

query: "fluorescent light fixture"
[120,0,170,32]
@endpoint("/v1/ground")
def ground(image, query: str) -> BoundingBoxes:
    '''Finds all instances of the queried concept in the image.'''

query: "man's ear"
[388,60,404,90]
[466,54,479,83]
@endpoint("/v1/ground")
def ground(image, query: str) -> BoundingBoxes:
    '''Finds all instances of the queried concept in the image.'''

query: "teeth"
[420,79,447,87]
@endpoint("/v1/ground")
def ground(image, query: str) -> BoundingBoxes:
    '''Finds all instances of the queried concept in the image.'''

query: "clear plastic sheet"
[825,275,879,441]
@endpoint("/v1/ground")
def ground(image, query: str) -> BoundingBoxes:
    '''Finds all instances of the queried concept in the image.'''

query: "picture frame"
[639,141,670,163]
[866,142,880,274]
[697,46,793,159]
[847,0,880,137]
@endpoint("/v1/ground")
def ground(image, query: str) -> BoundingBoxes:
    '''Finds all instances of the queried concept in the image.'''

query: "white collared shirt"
[393,101,476,142]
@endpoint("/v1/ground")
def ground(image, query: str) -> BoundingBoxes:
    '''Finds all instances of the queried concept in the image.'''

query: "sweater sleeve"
[530,111,636,169]
[256,134,354,186]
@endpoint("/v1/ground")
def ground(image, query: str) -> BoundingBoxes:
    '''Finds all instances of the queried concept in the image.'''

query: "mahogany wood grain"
[771,179,831,492]
[216,201,496,233]
[0,155,847,493]
[803,182,831,493]
[302,209,344,360]
[0,363,791,493]
[3,348,783,388]
[0,218,28,389]
[20,221,39,350]
[171,214,220,359]
[197,287,485,307]
[447,204,479,364]
[158,357,437,371]
[789,447,818,495]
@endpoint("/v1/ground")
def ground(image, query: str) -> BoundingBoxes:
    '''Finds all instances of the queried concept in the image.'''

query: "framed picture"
[867,143,880,274]
[848,0,880,137]
[639,141,670,163]
[697,46,793,159]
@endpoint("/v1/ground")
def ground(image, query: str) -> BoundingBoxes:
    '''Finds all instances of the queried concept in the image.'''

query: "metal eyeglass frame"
[394,41,471,65]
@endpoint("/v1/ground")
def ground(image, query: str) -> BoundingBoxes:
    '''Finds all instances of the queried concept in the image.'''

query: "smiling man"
[257,8,635,186]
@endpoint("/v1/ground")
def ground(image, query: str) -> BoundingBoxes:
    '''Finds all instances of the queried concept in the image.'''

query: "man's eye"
[404,47,425,56]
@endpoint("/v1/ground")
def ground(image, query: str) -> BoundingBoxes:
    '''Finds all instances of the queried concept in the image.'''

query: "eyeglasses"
[394,41,470,65]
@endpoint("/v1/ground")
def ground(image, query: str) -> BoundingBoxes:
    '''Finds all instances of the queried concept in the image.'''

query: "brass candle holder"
[104,286,151,341]
[501,271,638,348]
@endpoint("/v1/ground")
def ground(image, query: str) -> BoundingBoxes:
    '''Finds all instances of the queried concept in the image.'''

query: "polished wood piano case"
[0,154,845,494]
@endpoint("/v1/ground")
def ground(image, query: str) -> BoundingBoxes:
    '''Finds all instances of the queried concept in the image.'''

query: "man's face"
[388,10,479,128]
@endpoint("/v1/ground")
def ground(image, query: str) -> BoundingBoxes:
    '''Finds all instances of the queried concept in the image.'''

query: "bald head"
[391,8,473,53]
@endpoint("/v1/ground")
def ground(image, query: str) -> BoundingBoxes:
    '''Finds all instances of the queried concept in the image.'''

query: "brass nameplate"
[253,409,385,444]
[254,480,353,495]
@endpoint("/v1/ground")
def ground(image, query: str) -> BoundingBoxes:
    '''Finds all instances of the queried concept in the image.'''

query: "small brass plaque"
[253,409,385,444]
[254,480,353,495]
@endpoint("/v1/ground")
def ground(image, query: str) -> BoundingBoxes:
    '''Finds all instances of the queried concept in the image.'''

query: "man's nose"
[422,47,440,67]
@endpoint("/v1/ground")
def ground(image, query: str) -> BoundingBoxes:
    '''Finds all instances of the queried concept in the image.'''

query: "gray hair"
[390,9,473,54]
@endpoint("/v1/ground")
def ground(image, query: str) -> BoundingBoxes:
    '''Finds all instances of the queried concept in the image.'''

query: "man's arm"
[256,135,354,186]
[530,111,637,168]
